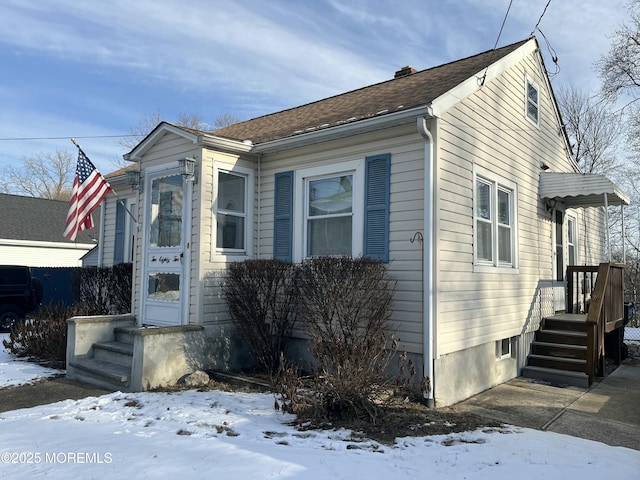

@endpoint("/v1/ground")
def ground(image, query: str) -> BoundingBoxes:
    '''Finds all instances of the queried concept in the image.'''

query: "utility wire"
[478,0,515,86]
[0,134,136,141]
[531,0,553,37]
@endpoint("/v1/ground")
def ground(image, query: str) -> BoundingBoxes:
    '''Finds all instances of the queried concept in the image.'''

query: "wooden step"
[521,365,589,388]
[543,315,588,332]
[537,329,587,346]
[527,353,586,372]
[531,341,587,360]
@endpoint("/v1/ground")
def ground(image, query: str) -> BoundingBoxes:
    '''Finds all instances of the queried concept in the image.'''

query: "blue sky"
[0,0,630,176]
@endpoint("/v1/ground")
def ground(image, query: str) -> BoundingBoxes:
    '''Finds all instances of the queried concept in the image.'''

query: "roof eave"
[123,122,254,161]
[252,105,434,154]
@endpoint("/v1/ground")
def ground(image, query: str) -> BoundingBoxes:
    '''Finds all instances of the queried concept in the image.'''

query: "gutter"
[252,105,433,154]
[417,114,436,408]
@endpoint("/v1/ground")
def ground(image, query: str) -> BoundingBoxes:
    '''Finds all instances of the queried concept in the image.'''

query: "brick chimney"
[394,66,417,78]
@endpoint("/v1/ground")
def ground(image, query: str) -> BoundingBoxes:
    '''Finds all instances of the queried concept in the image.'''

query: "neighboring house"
[68,37,629,406]
[0,193,96,267]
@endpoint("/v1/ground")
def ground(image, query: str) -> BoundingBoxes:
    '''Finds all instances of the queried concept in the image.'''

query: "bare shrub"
[2,302,95,367]
[72,264,132,315]
[222,259,298,375]
[292,257,399,423]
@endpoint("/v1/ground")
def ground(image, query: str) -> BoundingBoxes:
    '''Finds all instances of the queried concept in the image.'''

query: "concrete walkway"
[455,364,640,450]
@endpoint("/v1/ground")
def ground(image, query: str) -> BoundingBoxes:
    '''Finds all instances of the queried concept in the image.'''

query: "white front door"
[142,170,190,326]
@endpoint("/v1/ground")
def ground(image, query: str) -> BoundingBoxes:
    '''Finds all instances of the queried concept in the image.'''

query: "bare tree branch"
[2,149,75,200]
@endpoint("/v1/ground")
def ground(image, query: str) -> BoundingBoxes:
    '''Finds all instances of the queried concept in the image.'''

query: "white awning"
[539,172,630,207]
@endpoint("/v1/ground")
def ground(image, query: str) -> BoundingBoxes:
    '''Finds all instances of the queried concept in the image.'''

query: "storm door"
[142,171,190,326]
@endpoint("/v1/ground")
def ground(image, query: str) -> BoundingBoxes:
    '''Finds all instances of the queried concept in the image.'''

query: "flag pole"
[70,138,138,225]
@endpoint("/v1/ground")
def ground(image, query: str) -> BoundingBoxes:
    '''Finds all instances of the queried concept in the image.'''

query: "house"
[67,36,629,406]
[0,193,96,267]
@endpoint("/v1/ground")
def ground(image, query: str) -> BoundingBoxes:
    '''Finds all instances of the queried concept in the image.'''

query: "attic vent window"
[394,66,417,78]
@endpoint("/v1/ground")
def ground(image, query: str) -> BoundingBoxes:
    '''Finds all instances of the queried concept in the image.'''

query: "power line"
[0,134,135,141]
[531,0,553,37]
[478,0,515,86]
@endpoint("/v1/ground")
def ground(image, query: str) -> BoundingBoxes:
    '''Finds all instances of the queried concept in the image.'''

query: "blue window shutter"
[113,201,126,264]
[273,171,293,261]
[364,154,390,262]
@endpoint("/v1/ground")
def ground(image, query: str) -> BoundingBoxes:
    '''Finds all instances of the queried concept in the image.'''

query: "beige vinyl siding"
[434,49,588,356]
[199,149,258,328]
[100,191,136,267]
[258,125,426,353]
[100,197,117,266]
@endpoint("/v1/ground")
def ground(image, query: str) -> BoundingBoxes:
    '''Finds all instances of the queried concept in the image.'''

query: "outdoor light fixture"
[179,157,197,183]
[126,169,143,192]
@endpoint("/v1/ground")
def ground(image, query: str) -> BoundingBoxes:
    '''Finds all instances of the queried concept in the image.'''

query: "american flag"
[63,149,112,241]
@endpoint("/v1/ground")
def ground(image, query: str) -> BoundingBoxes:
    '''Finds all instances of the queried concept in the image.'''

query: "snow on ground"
[1,334,640,479]
[0,333,62,387]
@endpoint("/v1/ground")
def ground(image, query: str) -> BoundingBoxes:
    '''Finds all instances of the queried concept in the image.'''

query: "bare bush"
[222,259,299,375]
[291,257,399,423]
[2,302,95,367]
[72,264,132,315]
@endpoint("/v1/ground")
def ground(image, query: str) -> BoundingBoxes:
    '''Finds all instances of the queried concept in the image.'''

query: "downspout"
[256,154,262,258]
[417,115,435,408]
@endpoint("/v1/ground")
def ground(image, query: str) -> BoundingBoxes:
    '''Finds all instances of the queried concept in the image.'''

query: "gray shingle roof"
[0,193,96,244]
[213,39,529,144]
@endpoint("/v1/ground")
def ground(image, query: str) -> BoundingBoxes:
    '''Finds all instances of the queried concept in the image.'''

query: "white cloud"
[0,0,632,174]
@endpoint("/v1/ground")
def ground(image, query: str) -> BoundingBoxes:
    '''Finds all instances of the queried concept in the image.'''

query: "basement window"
[496,337,512,360]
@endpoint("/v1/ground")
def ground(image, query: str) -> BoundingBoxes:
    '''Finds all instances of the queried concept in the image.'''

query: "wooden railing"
[567,263,625,383]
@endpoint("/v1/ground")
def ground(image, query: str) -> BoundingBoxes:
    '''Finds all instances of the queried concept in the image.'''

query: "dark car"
[0,265,43,331]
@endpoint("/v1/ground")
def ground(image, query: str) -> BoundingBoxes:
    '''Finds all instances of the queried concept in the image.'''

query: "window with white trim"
[567,215,577,266]
[526,75,539,127]
[306,174,354,256]
[474,167,518,271]
[496,337,513,360]
[215,166,252,254]
[294,160,364,261]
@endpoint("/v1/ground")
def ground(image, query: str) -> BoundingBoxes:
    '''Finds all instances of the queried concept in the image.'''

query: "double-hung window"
[215,166,252,255]
[306,174,354,256]
[526,75,539,127]
[567,215,577,266]
[274,154,390,263]
[474,166,518,271]
[296,160,364,260]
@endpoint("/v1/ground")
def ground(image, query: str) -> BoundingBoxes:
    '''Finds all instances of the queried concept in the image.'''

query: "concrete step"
[114,327,135,345]
[537,329,587,346]
[93,341,133,367]
[527,353,587,372]
[531,341,587,360]
[68,357,130,391]
[521,365,589,388]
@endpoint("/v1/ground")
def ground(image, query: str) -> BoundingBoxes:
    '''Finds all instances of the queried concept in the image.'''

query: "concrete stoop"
[66,315,207,392]
[68,326,135,391]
